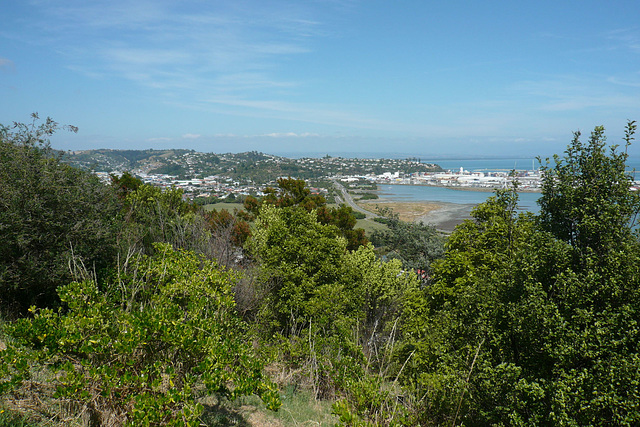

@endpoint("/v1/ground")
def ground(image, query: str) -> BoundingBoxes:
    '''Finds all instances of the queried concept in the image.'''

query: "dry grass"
[233,392,337,427]
[358,200,443,222]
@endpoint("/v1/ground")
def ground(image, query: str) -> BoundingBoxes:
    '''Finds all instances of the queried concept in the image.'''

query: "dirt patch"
[359,200,443,222]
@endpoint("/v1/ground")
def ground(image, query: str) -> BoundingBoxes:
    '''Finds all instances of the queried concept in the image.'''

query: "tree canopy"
[244,177,367,250]
[395,122,640,426]
[0,115,120,315]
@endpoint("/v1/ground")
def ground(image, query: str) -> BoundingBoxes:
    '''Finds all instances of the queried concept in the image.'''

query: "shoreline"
[417,201,475,232]
[362,183,541,233]
[359,199,475,233]
[377,182,541,193]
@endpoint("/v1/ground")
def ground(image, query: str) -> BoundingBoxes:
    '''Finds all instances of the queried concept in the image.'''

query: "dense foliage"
[371,207,444,278]
[249,205,418,391]
[0,115,120,315]
[3,115,640,426]
[394,122,640,426]
[0,116,278,425]
[244,177,368,250]
[1,244,280,425]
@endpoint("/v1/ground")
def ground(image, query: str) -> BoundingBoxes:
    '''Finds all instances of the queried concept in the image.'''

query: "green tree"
[121,184,200,254]
[538,121,640,256]
[249,204,350,336]
[248,204,418,399]
[243,177,326,217]
[244,177,367,250]
[0,244,280,425]
[370,211,444,278]
[316,204,368,250]
[0,115,120,315]
[396,124,640,425]
[110,171,143,200]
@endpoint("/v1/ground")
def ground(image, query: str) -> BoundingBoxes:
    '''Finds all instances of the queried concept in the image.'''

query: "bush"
[358,194,379,201]
[0,115,121,315]
[352,211,366,220]
[1,244,280,425]
[249,205,418,403]
[397,123,640,425]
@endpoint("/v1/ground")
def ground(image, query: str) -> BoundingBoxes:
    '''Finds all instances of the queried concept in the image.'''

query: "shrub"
[0,244,280,425]
[0,115,120,315]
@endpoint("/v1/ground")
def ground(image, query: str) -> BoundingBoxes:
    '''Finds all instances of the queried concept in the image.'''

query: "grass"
[217,388,338,427]
[204,202,246,212]
[358,200,443,223]
[356,218,388,236]
[0,410,39,427]
[0,380,338,427]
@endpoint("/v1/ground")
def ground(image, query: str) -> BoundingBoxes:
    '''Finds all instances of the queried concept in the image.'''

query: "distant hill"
[61,149,443,184]
[62,149,195,173]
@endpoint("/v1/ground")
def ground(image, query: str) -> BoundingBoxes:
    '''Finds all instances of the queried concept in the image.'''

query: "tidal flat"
[359,200,474,232]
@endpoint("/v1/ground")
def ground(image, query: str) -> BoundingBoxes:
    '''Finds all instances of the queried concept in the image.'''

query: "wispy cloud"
[607,75,640,88]
[13,0,372,130]
[0,57,15,72]
[606,28,640,53]
[511,76,640,112]
[182,133,201,139]
[22,1,327,94]
[204,96,403,131]
[543,95,638,112]
[263,132,320,137]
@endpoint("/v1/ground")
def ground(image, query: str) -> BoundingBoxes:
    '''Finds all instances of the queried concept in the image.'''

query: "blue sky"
[2,0,640,158]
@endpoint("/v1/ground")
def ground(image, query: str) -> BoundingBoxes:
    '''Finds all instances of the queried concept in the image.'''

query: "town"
[68,148,547,201]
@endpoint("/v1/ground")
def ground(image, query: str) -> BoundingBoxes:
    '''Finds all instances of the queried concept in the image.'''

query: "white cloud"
[182,133,201,139]
[213,133,239,137]
[263,132,320,137]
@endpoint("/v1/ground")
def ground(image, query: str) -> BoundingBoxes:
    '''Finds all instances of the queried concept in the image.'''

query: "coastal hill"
[61,149,443,183]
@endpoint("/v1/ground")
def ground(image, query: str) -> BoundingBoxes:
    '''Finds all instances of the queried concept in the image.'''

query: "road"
[331,179,379,219]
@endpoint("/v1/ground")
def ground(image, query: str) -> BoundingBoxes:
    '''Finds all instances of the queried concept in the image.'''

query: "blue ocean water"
[377,184,541,213]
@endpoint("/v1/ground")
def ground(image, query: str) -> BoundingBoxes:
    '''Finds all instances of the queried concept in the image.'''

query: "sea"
[377,184,541,213]
[377,156,640,214]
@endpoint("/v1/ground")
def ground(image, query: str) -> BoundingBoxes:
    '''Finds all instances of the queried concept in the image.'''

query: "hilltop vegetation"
[2,115,640,426]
